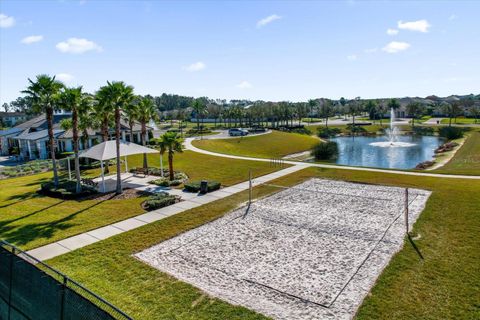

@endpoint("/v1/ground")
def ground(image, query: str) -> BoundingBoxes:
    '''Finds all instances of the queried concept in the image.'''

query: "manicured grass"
[433,131,480,175]
[47,167,479,320]
[192,130,319,159]
[440,118,479,125]
[0,151,281,250]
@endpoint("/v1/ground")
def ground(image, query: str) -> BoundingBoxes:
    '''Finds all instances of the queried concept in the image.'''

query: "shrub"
[289,127,312,135]
[347,124,367,134]
[150,179,170,187]
[317,127,341,138]
[143,192,179,210]
[184,180,221,193]
[438,127,466,140]
[413,126,435,136]
[311,141,339,160]
[39,180,97,199]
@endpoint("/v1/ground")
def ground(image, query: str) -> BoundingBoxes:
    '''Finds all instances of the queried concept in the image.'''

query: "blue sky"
[1,0,479,104]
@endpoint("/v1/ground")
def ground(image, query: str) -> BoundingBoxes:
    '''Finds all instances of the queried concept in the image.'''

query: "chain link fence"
[0,241,132,320]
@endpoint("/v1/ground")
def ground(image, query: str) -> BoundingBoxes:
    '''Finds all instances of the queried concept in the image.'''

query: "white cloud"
[55,73,74,83]
[386,28,399,35]
[21,35,44,44]
[397,19,431,33]
[236,81,252,89]
[256,14,282,28]
[382,41,411,53]
[364,48,378,54]
[448,14,457,21]
[183,61,206,72]
[56,38,103,54]
[347,54,357,61]
[0,13,15,28]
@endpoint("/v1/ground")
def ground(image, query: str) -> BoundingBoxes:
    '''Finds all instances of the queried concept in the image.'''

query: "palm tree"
[137,97,158,170]
[442,101,463,127]
[98,81,135,194]
[308,99,317,122]
[158,132,183,181]
[22,75,64,186]
[319,100,334,127]
[192,99,206,130]
[123,98,139,142]
[406,102,425,128]
[58,87,91,193]
[93,86,115,174]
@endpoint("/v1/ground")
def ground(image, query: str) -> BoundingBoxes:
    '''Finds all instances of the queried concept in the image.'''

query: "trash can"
[200,180,208,194]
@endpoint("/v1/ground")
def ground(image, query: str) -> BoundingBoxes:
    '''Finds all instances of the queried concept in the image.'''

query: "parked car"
[228,128,249,136]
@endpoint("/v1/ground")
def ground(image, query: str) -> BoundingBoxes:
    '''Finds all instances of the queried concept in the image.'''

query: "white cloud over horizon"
[56,38,103,54]
[0,13,15,28]
[236,81,252,89]
[397,19,431,33]
[382,41,411,53]
[386,28,399,35]
[183,61,206,72]
[257,14,282,28]
[347,54,358,61]
[21,35,44,44]
[55,73,74,83]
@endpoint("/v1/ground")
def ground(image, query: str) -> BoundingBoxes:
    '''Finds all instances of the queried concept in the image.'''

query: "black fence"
[0,241,132,320]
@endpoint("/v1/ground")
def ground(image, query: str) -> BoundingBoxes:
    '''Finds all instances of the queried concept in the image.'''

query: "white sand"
[135,178,431,320]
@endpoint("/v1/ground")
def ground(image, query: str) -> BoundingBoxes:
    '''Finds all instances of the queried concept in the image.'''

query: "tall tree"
[308,99,317,122]
[98,81,135,194]
[123,98,139,142]
[58,87,91,193]
[192,98,207,130]
[406,102,425,128]
[137,97,158,170]
[442,101,463,126]
[319,100,334,127]
[469,104,480,124]
[157,132,184,181]
[22,75,64,186]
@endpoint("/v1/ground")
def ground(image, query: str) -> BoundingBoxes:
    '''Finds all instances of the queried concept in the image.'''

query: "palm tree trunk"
[102,119,110,174]
[325,117,329,128]
[141,122,148,170]
[115,106,122,194]
[196,115,200,131]
[168,151,174,181]
[46,107,59,187]
[72,109,82,193]
[129,123,134,142]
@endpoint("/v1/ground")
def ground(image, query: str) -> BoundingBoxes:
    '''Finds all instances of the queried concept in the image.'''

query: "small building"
[0,112,29,127]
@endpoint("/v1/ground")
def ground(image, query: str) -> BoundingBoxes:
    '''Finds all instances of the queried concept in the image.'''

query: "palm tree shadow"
[2,194,115,247]
[407,234,424,260]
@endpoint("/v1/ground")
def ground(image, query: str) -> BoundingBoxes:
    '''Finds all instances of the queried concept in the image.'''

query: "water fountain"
[370,108,416,148]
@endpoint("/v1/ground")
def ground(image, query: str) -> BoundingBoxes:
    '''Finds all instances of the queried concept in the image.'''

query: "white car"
[228,128,249,136]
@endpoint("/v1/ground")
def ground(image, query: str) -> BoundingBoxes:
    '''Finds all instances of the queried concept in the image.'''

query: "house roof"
[14,129,64,141]
[0,112,27,117]
[57,128,98,139]
[0,127,23,137]
[13,114,71,131]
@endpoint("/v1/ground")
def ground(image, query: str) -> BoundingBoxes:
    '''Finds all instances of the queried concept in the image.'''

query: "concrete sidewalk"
[26,164,308,261]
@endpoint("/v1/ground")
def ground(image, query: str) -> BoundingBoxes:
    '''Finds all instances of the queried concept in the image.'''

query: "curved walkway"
[185,137,480,180]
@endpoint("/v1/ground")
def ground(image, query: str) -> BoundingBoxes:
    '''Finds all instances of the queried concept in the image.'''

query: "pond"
[330,135,444,169]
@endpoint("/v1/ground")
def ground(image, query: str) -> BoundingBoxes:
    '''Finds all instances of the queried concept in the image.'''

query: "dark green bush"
[39,180,97,199]
[143,192,178,210]
[347,124,367,134]
[317,127,342,138]
[438,127,466,140]
[184,180,221,193]
[311,141,339,160]
[413,126,435,136]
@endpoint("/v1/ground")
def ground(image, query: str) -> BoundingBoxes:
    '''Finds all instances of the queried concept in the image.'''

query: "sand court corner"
[135,178,431,320]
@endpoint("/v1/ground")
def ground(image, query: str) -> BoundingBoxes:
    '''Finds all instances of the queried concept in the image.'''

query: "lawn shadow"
[2,194,115,248]
[407,234,424,260]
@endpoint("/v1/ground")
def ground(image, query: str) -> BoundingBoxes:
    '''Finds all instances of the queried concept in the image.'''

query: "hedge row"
[184,180,221,193]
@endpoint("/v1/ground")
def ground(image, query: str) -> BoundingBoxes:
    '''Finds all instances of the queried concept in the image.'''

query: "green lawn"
[46,167,480,320]
[440,118,479,125]
[433,131,480,175]
[0,151,281,250]
[192,130,319,159]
